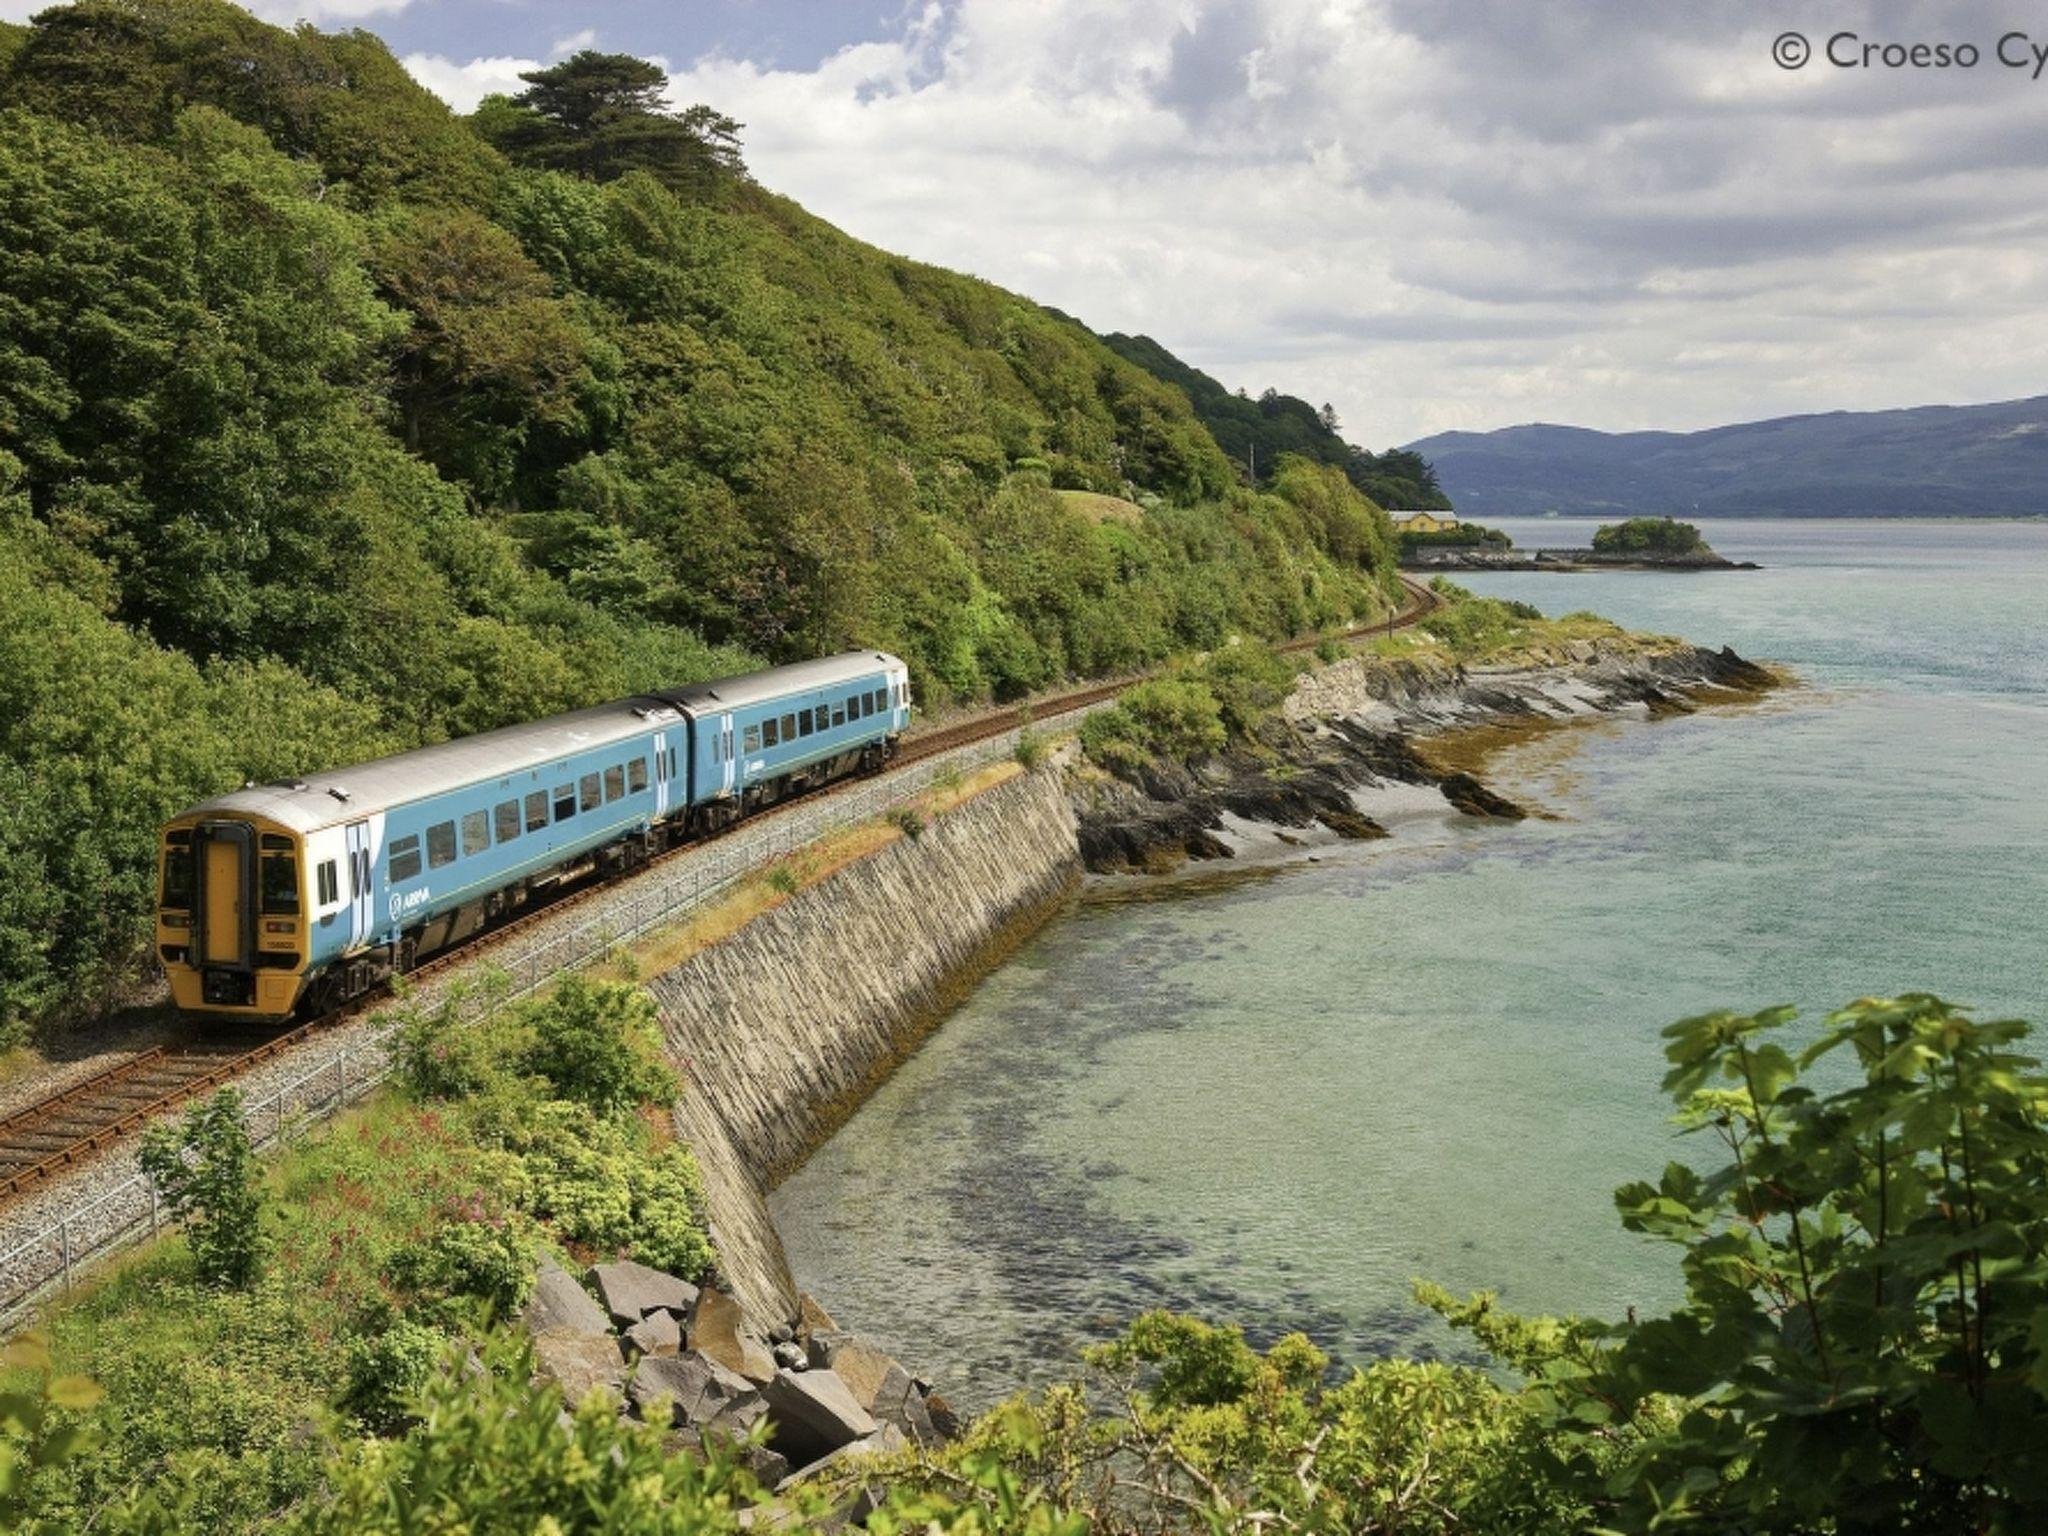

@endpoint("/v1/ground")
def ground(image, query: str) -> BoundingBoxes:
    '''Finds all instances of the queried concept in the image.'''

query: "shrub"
[886,806,926,840]
[1121,678,1226,759]
[516,977,674,1116]
[1013,725,1047,770]
[391,1000,490,1101]
[340,1318,448,1434]
[1199,641,1297,736]
[384,1208,538,1322]
[1314,637,1345,664]
[494,1099,713,1279]
[137,1090,265,1289]
[766,864,800,894]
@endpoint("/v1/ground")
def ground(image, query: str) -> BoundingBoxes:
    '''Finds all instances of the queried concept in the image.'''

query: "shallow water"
[772,518,2048,1405]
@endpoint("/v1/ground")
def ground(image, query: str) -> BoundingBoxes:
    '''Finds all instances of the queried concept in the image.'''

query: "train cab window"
[496,800,521,843]
[553,784,576,822]
[580,773,601,812]
[462,810,490,857]
[604,766,625,802]
[389,835,423,883]
[525,791,549,833]
[260,850,300,915]
[162,834,196,909]
[763,718,779,748]
[629,758,649,794]
[316,860,339,906]
[427,820,458,869]
[797,708,813,736]
[744,724,762,753]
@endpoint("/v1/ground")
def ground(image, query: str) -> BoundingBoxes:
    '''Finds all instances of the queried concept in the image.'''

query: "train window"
[496,800,521,843]
[580,773,601,812]
[427,820,458,869]
[604,765,625,802]
[832,703,846,728]
[162,840,196,909]
[389,835,422,883]
[744,724,762,753]
[669,746,678,778]
[462,810,490,857]
[629,757,649,794]
[260,852,300,915]
[781,713,796,742]
[525,791,549,833]
[763,718,779,748]
[261,833,291,852]
[316,860,338,906]
[797,708,813,736]
[553,784,576,822]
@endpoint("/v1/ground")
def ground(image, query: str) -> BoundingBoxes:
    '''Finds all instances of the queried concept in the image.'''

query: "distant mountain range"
[1406,397,2048,518]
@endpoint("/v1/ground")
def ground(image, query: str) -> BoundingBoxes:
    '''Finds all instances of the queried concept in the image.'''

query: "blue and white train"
[156,651,911,1019]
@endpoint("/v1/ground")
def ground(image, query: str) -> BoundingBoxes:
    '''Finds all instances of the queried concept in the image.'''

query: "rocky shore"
[1403,546,1758,572]
[1070,636,1776,872]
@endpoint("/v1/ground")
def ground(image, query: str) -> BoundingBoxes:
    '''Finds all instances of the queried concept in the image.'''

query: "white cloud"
[551,27,598,59]
[413,0,2048,440]
[402,51,543,112]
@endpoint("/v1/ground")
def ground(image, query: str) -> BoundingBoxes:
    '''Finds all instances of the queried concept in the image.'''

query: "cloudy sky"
[44,0,2048,443]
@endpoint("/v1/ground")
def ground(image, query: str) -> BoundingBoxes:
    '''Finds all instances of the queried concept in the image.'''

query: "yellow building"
[1392,511,1459,535]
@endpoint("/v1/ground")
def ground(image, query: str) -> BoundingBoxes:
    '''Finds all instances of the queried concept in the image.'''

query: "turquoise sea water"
[771,519,2048,1404]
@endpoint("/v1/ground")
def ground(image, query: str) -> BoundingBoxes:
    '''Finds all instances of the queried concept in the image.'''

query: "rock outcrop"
[1074,638,1775,872]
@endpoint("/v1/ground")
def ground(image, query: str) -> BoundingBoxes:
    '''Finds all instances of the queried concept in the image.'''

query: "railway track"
[0,575,1446,1207]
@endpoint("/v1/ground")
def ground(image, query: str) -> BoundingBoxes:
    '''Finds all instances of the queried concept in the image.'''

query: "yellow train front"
[156,816,311,1018]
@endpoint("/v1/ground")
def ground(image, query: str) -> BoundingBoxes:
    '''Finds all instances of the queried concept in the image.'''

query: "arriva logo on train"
[389,888,431,921]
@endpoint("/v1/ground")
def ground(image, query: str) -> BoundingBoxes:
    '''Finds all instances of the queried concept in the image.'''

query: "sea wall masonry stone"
[647,767,1082,1325]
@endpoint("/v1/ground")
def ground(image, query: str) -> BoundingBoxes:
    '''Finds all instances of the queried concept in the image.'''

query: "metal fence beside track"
[0,709,1105,1330]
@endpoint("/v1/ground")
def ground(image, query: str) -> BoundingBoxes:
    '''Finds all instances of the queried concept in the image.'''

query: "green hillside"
[0,0,1402,1037]
[1098,331,1454,511]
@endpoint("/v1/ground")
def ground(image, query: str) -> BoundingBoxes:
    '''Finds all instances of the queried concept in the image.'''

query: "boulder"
[769,1321,794,1345]
[628,1352,760,1429]
[816,1334,897,1411]
[1438,772,1527,820]
[623,1310,682,1359]
[524,1261,612,1340]
[772,1341,806,1371]
[760,1367,877,1464]
[687,1285,777,1384]
[532,1333,625,1409]
[587,1260,699,1327]
[776,1422,908,1491]
[795,1292,839,1341]
[868,1362,940,1447]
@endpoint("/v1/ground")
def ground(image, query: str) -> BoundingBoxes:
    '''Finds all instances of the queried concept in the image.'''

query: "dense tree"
[1099,330,1454,508]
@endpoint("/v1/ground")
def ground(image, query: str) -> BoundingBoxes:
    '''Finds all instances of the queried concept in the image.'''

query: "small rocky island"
[1399,514,1756,571]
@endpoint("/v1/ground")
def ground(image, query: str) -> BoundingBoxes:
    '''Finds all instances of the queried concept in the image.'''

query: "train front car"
[158,804,313,1019]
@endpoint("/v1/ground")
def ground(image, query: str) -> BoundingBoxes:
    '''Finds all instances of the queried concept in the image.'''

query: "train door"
[720,716,736,798]
[344,819,374,952]
[653,731,671,818]
[200,826,249,966]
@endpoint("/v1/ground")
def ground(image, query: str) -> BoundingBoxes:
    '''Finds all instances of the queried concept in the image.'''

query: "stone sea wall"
[646,767,1081,1325]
